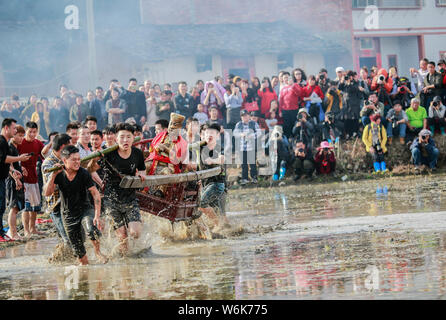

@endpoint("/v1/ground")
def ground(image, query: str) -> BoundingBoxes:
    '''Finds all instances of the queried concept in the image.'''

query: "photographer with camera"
[427,96,446,136]
[321,111,343,144]
[314,141,336,176]
[410,129,439,171]
[422,61,444,108]
[385,100,408,145]
[362,114,388,174]
[292,140,314,181]
[317,68,330,96]
[390,76,415,110]
[360,91,385,127]
[338,70,364,139]
[292,109,314,150]
[371,69,394,109]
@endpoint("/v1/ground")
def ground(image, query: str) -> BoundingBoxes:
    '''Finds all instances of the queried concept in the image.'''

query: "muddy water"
[2,175,446,299]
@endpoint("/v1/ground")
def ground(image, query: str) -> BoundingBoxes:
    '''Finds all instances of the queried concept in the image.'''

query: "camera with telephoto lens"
[441,68,446,74]
[389,115,397,128]
[378,75,385,82]
[319,74,325,81]
[326,112,335,123]
[374,143,383,153]
[344,75,349,81]
[398,86,406,94]
[433,101,439,107]
[298,113,304,120]
[298,148,305,153]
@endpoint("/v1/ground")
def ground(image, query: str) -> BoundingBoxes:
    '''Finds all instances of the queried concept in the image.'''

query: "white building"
[352,0,446,75]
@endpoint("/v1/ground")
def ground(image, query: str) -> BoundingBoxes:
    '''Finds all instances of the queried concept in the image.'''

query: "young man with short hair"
[5,125,27,240]
[76,126,92,158]
[84,116,98,132]
[66,122,80,145]
[17,121,45,238]
[90,130,103,152]
[0,119,31,241]
[102,125,116,149]
[42,133,72,244]
[97,122,146,256]
[197,124,228,231]
[154,119,168,136]
[44,145,106,265]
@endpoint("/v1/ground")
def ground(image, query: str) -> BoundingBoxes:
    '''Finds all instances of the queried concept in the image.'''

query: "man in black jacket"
[120,78,146,125]
[175,81,193,118]
[423,61,444,108]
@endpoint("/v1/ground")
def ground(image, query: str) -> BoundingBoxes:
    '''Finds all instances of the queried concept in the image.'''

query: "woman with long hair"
[257,77,278,116]
[292,68,307,87]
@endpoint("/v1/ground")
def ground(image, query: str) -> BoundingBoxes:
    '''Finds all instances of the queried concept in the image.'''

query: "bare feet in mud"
[96,253,109,264]
[6,232,23,241]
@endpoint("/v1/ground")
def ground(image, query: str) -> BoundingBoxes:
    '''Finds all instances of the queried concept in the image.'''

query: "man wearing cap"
[427,96,446,136]
[334,67,345,86]
[410,129,439,171]
[314,141,336,175]
[385,100,408,145]
[233,110,261,185]
[292,109,314,149]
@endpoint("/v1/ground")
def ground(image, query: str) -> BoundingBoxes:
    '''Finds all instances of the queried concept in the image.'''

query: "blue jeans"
[0,179,5,231]
[361,116,371,127]
[386,122,406,138]
[412,147,439,168]
[50,210,69,244]
[200,183,226,214]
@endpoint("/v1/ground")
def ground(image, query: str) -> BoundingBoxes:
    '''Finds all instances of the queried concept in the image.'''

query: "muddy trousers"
[62,209,101,258]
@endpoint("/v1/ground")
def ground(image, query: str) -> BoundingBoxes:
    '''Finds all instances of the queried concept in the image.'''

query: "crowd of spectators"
[1,56,446,241]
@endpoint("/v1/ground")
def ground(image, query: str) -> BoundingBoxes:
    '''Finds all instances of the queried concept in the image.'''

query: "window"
[388,55,397,69]
[360,38,374,50]
[277,53,293,70]
[196,55,212,72]
[437,0,446,6]
[353,0,421,8]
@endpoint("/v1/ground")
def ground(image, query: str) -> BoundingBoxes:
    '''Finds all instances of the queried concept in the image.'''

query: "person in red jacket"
[257,77,278,116]
[314,141,336,175]
[279,72,303,137]
[371,68,394,106]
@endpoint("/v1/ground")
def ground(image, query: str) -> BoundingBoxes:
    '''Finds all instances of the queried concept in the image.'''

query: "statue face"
[168,128,181,140]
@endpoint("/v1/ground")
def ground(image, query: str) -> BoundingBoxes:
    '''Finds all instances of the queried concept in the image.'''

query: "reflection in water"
[2,175,446,299]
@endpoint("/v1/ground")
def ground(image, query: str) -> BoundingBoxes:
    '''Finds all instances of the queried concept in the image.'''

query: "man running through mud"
[43,145,107,265]
[98,122,146,256]
[194,123,229,232]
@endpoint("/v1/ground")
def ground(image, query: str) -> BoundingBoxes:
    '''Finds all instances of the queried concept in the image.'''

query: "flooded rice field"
[2,174,446,300]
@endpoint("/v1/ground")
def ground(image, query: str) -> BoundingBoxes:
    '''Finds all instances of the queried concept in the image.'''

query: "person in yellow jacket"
[362,113,389,173]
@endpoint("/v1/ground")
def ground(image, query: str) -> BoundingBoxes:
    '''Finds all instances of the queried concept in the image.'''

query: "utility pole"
[86,0,98,89]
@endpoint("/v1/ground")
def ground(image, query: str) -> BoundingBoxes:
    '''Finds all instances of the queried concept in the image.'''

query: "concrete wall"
[140,52,326,86]
[424,34,446,61]
[352,0,446,30]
